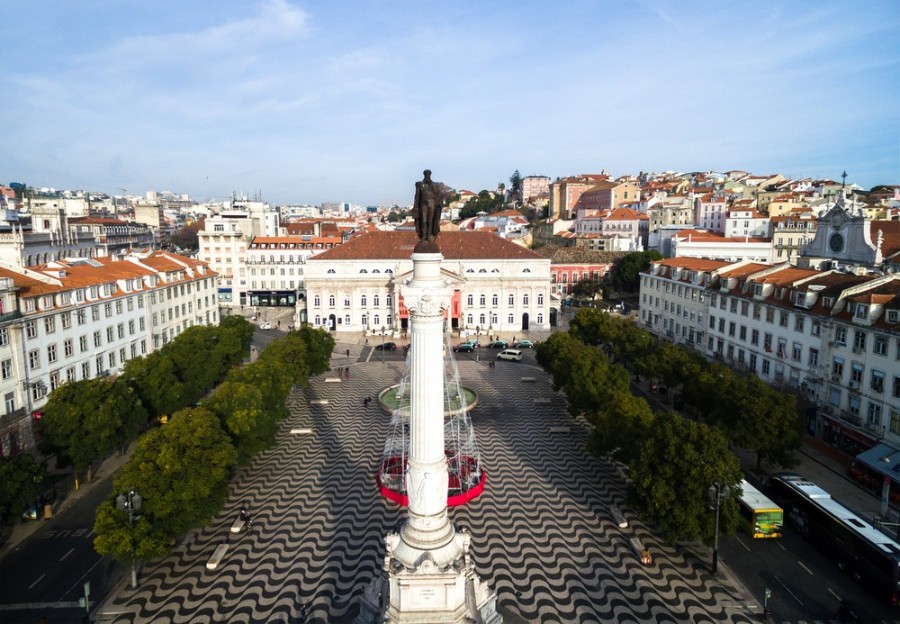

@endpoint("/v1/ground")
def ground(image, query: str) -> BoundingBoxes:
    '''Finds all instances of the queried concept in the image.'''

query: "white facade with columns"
[304,231,550,336]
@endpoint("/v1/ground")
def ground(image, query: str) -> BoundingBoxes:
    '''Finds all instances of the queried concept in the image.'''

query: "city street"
[0,475,120,624]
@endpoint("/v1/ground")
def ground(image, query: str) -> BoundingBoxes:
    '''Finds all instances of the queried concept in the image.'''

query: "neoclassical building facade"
[303,231,551,337]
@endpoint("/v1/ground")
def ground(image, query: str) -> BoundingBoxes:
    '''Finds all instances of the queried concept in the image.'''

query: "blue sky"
[1,0,898,206]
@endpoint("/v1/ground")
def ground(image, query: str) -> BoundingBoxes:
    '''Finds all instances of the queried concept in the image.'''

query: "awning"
[856,443,900,481]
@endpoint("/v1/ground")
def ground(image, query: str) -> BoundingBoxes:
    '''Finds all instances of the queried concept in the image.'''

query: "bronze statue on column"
[414,169,442,251]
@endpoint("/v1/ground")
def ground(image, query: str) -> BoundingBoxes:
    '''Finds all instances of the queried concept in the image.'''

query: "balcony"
[840,411,862,427]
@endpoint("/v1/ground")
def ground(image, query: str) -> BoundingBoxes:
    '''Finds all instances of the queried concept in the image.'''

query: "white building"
[304,231,551,337]
[197,201,279,306]
[0,251,218,456]
[640,257,900,466]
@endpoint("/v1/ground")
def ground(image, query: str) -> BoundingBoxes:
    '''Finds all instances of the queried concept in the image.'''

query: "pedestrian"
[277,320,281,329]
[346,348,350,358]
[345,367,350,380]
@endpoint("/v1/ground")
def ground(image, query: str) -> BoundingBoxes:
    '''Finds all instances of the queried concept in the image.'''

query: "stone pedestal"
[356,250,500,624]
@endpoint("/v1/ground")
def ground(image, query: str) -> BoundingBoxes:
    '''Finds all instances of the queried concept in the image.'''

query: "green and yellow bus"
[738,479,783,538]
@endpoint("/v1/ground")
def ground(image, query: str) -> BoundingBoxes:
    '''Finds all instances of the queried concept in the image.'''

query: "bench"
[207,543,228,570]
[309,399,329,406]
[290,428,313,435]
[520,377,536,383]
[230,518,246,534]
[533,398,550,405]
[610,505,628,529]
[549,426,570,434]
[325,378,342,383]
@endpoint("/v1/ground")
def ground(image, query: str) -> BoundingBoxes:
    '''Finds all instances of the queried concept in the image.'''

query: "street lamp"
[116,489,143,588]
[707,481,730,575]
[381,326,386,364]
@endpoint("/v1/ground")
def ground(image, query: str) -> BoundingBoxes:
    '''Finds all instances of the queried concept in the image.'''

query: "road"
[0,477,120,624]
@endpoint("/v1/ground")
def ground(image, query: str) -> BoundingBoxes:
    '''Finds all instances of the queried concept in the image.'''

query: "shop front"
[246,290,297,308]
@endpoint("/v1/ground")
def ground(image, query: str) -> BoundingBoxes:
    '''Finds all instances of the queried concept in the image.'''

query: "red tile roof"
[309,231,545,261]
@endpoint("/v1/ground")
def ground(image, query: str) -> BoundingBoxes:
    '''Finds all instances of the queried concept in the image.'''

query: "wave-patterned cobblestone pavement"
[99,357,757,623]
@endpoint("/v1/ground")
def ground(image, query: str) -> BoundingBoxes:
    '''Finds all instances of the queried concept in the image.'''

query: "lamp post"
[116,489,143,588]
[381,326,386,364]
[707,481,729,575]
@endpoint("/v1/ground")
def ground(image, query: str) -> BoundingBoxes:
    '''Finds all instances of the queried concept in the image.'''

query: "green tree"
[570,279,603,301]
[42,379,147,481]
[458,190,503,219]
[294,325,335,376]
[509,170,522,201]
[628,411,742,543]
[207,380,274,463]
[608,251,662,293]
[259,333,312,387]
[94,407,236,561]
[0,454,44,527]
[168,222,201,251]
[585,390,655,465]
[123,352,184,420]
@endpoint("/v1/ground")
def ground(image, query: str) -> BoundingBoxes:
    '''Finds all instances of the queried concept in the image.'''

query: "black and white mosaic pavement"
[98,355,761,623]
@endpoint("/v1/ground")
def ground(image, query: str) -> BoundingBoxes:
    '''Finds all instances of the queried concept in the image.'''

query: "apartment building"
[640,257,900,463]
[0,251,217,456]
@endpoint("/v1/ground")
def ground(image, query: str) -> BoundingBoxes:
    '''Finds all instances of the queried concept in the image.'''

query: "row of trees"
[537,308,803,543]
[92,323,334,564]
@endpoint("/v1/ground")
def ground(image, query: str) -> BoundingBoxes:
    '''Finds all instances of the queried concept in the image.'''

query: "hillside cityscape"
[1,167,899,623]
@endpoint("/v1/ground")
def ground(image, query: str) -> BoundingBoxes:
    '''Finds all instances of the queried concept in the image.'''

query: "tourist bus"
[765,472,900,605]
[737,479,783,538]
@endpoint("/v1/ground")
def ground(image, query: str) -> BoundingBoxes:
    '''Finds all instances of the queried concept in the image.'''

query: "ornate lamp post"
[381,326,386,364]
[707,481,730,575]
[116,489,143,588]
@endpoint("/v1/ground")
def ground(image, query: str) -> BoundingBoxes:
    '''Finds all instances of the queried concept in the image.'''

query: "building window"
[467,294,474,306]
[360,295,367,307]
[26,321,37,339]
[313,295,320,307]
[0,328,7,346]
[492,294,498,306]
[874,336,887,356]
[872,370,885,393]
[508,294,514,306]
[537,293,544,306]
[28,349,40,370]
[329,295,335,307]
[64,339,73,358]
[61,312,72,329]
[47,344,57,364]
[853,330,866,353]
[1,359,11,380]
[523,294,529,306]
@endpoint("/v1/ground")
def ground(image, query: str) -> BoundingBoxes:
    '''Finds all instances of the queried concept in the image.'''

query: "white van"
[497,349,523,361]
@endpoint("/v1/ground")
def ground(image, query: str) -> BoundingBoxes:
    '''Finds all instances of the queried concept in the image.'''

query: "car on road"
[375,342,397,351]
[453,343,477,353]
[487,340,508,349]
[497,349,523,361]
[514,339,534,349]
[259,322,272,330]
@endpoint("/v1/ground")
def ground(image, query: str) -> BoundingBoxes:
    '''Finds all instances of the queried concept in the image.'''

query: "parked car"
[497,349,523,361]
[453,343,477,353]
[487,340,508,349]
[514,339,534,349]
[259,322,272,330]
[375,342,397,351]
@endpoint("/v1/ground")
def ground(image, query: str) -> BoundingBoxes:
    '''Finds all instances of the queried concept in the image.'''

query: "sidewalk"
[0,444,135,557]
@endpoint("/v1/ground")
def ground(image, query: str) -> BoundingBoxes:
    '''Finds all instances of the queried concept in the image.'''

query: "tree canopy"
[607,251,662,293]
[0,454,44,528]
[42,378,147,479]
[94,408,236,562]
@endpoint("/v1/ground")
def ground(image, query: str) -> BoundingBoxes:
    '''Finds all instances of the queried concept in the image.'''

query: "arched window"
[508,294,514,306]
[387,315,393,326]
[361,295,367,306]
[537,293,544,305]
[479,314,486,325]
[466,269,474,273]
[314,295,321,307]
[315,315,321,326]
[467,314,474,325]
[523,294,529,306]
[508,313,514,324]
[360,269,367,273]
[374,295,380,307]
[344,315,350,325]
[386,269,393,274]
[537,313,544,324]
[328,295,335,307]
[373,269,380,273]
[362,315,368,327]
[492,294,498,306]
[374,315,380,326]
[327,269,336,274]
[523,268,531,273]
[491,313,498,325]
[479,294,486,306]
[491,268,500,273]
[386,295,392,306]
[478,268,487,273]
[467,294,474,306]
